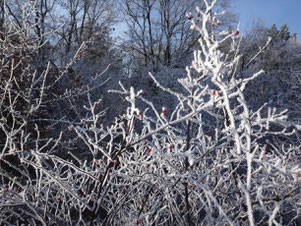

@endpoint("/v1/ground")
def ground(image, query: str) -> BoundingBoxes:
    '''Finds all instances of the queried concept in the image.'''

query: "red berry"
[139,112,143,119]
[186,13,192,20]
[169,146,172,150]
[262,156,265,161]
[109,169,112,173]
[95,160,103,165]
[94,103,97,108]
[118,153,122,157]
[136,220,139,225]
[81,119,86,123]
[114,161,118,167]
[147,147,151,153]
[58,197,61,201]
[234,30,239,36]
[162,109,166,115]
[146,165,149,169]
[212,90,216,96]
[216,21,221,25]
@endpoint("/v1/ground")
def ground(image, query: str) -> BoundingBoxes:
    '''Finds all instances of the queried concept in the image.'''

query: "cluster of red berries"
[93,99,102,108]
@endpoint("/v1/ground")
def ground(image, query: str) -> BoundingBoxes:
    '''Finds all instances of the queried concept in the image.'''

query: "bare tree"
[56,0,117,56]
[119,0,237,68]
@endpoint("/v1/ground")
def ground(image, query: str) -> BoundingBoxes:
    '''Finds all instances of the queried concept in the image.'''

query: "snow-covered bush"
[1,0,301,225]
[0,2,103,224]
[240,22,301,124]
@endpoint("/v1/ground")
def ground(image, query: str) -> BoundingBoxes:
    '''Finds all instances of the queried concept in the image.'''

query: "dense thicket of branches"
[1,0,301,225]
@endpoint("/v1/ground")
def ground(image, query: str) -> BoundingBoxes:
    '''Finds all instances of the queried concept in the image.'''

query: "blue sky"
[232,0,301,39]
